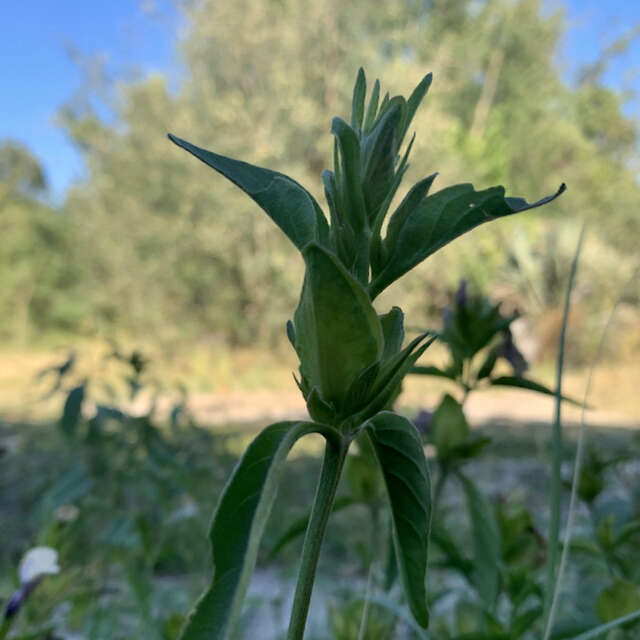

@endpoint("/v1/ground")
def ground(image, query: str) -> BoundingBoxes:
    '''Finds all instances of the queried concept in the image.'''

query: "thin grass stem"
[543,261,640,639]
[542,224,585,625]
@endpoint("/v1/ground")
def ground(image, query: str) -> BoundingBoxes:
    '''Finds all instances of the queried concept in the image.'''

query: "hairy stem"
[286,436,349,640]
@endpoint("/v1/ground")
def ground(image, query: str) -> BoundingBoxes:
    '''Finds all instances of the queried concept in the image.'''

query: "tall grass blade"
[542,224,585,626]
[544,260,640,640]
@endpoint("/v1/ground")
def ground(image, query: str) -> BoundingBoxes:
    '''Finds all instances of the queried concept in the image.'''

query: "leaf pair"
[179,412,431,639]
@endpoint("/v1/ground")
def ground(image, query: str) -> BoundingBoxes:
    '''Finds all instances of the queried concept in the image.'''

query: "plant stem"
[286,436,349,640]
[0,618,11,640]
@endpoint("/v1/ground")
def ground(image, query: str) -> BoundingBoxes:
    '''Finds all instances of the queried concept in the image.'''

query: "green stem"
[286,436,349,640]
[0,618,11,640]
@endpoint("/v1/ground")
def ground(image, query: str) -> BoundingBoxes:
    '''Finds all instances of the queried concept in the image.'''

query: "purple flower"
[413,409,433,435]
[499,328,528,377]
[454,279,468,307]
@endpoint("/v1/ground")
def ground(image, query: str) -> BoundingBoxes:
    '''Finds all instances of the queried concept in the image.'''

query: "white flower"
[18,547,60,586]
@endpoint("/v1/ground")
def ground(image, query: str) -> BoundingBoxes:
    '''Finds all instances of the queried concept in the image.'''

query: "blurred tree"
[0,141,85,343]
[42,0,639,349]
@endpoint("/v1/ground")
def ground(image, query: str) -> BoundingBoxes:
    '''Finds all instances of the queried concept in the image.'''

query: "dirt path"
[182,386,639,429]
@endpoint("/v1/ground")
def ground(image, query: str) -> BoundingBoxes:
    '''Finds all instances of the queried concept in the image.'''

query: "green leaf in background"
[267,496,358,561]
[595,580,640,623]
[410,364,458,381]
[476,347,500,380]
[366,411,431,628]
[60,383,85,437]
[293,243,383,418]
[458,472,502,608]
[432,393,469,460]
[178,420,341,640]
[167,134,329,251]
[369,182,566,298]
[489,376,583,406]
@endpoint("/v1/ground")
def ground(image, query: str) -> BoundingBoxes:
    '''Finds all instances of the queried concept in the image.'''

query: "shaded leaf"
[293,243,383,416]
[60,384,85,438]
[350,67,366,132]
[379,306,405,361]
[399,73,433,144]
[179,420,341,640]
[432,394,469,460]
[331,118,367,232]
[411,364,458,381]
[366,411,431,628]
[370,183,565,298]
[458,473,501,608]
[489,376,583,406]
[596,580,640,623]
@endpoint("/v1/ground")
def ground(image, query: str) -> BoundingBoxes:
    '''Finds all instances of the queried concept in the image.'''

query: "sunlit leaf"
[168,134,329,251]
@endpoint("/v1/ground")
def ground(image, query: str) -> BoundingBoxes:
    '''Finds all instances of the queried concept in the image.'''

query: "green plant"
[168,67,564,640]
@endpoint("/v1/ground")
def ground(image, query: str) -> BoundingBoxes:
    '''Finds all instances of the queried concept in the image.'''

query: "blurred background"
[1,0,639,421]
[2,1,640,638]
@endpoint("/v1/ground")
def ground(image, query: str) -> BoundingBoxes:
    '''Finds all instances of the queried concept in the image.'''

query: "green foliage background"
[2,0,639,354]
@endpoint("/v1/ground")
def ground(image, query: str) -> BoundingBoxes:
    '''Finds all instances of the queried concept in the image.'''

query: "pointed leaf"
[399,73,433,145]
[383,173,438,263]
[489,376,582,405]
[60,384,85,438]
[410,365,458,381]
[363,78,381,133]
[353,333,436,423]
[351,67,366,132]
[331,118,367,231]
[476,347,499,381]
[458,473,502,608]
[366,412,431,627]
[293,243,383,413]
[432,394,469,459]
[365,412,431,627]
[168,134,329,251]
[370,183,566,298]
[361,99,404,221]
[179,420,340,640]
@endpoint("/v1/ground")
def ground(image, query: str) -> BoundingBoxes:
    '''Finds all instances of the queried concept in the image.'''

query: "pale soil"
[1,344,637,428]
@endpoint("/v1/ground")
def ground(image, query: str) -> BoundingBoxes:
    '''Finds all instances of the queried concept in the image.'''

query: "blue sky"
[1,0,638,203]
